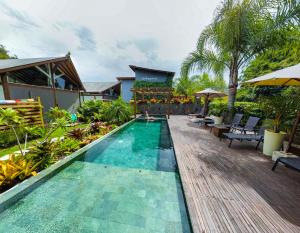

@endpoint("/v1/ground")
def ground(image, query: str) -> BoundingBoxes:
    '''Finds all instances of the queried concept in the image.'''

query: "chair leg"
[228,139,233,148]
[256,140,261,150]
[272,159,280,171]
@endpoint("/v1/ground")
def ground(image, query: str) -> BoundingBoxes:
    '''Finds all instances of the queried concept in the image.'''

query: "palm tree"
[181,0,300,114]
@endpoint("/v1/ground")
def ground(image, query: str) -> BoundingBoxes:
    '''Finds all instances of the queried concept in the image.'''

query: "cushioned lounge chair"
[223,127,265,148]
[272,157,300,172]
[231,116,260,134]
[208,113,244,133]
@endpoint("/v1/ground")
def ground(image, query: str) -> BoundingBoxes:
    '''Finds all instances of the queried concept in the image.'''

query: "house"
[0,56,85,114]
[81,81,120,101]
[117,65,175,102]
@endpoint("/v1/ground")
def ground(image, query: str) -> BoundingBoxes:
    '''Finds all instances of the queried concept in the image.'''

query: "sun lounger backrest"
[244,116,260,131]
[231,113,243,127]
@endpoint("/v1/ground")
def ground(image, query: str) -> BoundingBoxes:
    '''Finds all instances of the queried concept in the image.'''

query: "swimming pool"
[0,119,192,233]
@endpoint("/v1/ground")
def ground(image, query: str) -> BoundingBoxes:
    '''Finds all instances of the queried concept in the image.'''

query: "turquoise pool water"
[0,120,191,233]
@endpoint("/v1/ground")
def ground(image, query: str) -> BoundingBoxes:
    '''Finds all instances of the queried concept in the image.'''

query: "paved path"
[168,116,300,233]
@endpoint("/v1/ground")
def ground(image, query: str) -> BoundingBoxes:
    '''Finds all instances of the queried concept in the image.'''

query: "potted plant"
[208,101,226,124]
[260,88,300,156]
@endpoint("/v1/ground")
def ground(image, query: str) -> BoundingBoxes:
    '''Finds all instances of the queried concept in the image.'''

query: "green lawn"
[0,123,89,158]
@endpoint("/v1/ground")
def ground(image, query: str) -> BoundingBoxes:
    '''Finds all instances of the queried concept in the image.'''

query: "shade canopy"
[244,63,300,86]
[194,88,227,99]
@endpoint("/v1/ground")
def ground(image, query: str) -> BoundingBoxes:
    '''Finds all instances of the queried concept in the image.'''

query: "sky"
[0,0,220,82]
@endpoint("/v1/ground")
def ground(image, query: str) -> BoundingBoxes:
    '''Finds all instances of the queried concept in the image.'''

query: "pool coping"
[166,117,195,233]
[0,119,135,212]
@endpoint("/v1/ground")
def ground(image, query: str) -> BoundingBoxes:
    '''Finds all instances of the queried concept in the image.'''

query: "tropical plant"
[175,73,226,97]
[77,100,106,122]
[52,138,80,159]
[47,107,70,122]
[209,101,227,117]
[259,87,300,133]
[181,0,300,114]
[26,140,55,170]
[0,154,40,191]
[89,122,106,135]
[242,28,300,81]
[42,117,69,143]
[102,98,132,125]
[80,135,100,147]
[67,128,87,140]
[134,80,172,88]
[0,108,24,156]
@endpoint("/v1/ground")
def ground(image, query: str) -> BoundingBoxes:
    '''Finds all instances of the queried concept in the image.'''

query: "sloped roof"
[116,77,135,81]
[129,65,175,77]
[0,56,85,90]
[83,81,120,93]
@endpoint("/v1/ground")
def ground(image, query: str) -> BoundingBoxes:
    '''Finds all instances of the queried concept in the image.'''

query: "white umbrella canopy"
[194,88,227,116]
[244,63,300,86]
[194,88,227,99]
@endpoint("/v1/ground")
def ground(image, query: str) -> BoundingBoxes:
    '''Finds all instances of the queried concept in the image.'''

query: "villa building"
[117,65,175,102]
[0,56,85,113]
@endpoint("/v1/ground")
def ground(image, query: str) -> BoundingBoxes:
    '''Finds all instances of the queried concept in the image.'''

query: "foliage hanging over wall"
[133,79,172,88]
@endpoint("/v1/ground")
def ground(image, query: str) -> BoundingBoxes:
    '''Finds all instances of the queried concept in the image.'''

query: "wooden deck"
[168,116,300,233]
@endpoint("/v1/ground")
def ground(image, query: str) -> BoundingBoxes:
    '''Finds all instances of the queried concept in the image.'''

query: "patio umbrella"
[244,63,300,86]
[194,88,227,115]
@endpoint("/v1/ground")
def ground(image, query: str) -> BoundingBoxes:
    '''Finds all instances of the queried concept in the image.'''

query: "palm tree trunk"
[11,126,24,156]
[227,60,238,120]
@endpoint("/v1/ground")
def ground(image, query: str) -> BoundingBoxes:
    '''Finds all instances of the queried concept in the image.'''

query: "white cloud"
[0,0,220,81]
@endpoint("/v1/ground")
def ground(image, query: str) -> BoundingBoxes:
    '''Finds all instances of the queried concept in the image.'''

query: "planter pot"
[213,116,223,125]
[263,130,286,156]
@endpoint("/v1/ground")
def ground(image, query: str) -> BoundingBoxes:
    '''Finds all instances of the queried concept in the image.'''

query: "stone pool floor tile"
[0,162,191,233]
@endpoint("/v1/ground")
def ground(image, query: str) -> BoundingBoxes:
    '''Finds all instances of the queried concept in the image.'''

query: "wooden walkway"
[168,116,300,233]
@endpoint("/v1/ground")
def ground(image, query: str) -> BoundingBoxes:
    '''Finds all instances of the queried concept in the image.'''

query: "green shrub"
[102,98,133,125]
[47,107,71,122]
[258,87,300,132]
[26,140,55,170]
[209,101,227,117]
[133,80,172,88]
[52,138,80,158]
[77,100,107,122]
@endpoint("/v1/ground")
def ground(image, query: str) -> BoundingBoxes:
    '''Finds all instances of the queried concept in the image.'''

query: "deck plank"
[168,116,300,233]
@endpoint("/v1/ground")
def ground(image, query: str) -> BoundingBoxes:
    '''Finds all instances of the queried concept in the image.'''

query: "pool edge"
[0,119,135,213]
[166,117,195,233]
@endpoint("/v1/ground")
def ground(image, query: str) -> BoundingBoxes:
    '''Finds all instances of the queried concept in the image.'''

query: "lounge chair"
[272,157,300,172]
[145,111,156,121]
[188,108,205,118]
[223,127,265,148]
[231,116,260,134]
[208,113,244,133]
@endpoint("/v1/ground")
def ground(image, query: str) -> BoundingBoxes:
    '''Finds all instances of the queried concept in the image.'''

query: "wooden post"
[37,96,45,128]
[134,91,137,118]
[167,92,170,119]
[285,112,300,152]
[1,73,10,99]
[78,90,82,107]
[50,63,58,107]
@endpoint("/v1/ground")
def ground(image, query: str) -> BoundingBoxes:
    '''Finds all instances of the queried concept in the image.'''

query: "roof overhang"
[129,65,175,77]
[116,77,135,81]
[0,56,85,91]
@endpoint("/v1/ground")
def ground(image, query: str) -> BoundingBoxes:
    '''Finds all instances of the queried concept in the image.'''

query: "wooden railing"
[0,97,44,130]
